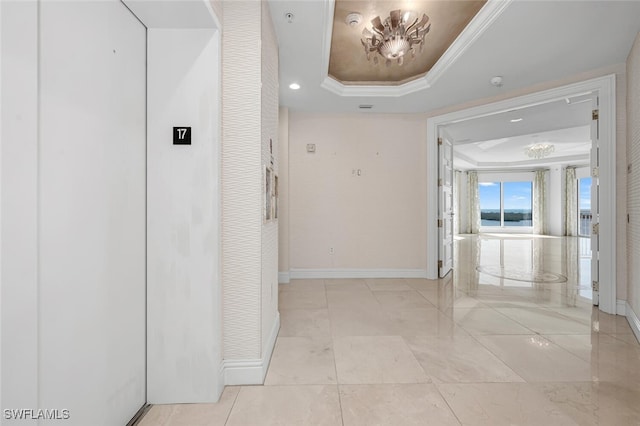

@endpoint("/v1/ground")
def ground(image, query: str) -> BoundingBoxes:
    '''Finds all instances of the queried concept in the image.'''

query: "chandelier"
[361,10,431,66]
[525,143,555,159]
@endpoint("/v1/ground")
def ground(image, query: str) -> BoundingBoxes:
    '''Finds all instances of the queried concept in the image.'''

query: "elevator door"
[39,1,146,424]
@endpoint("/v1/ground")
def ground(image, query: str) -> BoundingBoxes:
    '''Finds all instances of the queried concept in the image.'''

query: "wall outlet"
[329,247,334,255]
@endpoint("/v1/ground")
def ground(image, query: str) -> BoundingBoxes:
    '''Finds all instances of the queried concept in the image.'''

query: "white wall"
[278,107,290,282]
[627,31,640,337]
[287,112,427,277]
[146,28,222,404]
[2,1,147,424]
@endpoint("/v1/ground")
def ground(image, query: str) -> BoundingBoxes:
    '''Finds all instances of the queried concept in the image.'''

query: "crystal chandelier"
[361,10,431,66]
[525,143,555,159]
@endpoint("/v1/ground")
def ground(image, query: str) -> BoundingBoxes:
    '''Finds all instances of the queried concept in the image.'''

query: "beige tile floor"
[139,235,640,425]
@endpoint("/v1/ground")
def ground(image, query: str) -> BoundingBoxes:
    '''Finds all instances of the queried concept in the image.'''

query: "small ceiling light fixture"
[510,118,523,123]
[361,9,431,66]
[345,12,363,27]
[525,143,555,159]
[289,83,301,90]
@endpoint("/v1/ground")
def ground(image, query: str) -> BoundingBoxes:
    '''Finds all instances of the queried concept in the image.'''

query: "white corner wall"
[278,107,290,283]
[146,28,223,404]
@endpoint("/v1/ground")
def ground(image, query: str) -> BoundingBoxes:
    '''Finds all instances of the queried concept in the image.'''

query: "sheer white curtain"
[468,171,480,234]
[533,170,547,235]
[454,171,462,235]
[564,237,578,306]
[565,167,578,236]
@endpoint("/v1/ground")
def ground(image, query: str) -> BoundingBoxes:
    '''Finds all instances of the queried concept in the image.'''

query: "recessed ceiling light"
[289,83,300,90]
[510,118,523,123]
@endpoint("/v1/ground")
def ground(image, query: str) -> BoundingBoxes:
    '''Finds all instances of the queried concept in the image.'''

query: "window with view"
[578,177,592,236]
[479,181,532,227]
[479,182,500,227]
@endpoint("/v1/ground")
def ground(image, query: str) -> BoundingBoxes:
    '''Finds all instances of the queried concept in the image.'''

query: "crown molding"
[320,0,513,97]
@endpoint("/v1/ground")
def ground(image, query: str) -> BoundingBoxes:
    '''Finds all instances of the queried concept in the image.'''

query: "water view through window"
[479,181,533,227]
[578,177,592,236]
[479,182,500,227]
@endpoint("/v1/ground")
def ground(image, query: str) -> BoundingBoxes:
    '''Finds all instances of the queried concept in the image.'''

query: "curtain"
[468,171,480,234]
[565,167,578,236]
[533,170,547,235]
[564,237,578,307]
[454,171,461,235]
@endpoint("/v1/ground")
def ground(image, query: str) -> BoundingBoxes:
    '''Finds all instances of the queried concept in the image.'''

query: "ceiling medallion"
[525,143,555,159]
[361,9,431,66]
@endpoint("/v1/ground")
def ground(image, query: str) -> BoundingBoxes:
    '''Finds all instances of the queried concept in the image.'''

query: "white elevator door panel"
[39,1,146,424]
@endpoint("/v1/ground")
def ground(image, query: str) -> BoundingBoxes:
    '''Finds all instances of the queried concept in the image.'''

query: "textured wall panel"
[222,1,263,360]
[261,0,280,351]
[628,33,640,315]
[616,72,628,300]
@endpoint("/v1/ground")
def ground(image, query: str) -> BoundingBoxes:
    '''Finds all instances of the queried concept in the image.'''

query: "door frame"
[426,74,617,314]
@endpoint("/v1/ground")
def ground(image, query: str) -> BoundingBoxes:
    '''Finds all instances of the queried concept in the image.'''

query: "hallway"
[140,235,640,425]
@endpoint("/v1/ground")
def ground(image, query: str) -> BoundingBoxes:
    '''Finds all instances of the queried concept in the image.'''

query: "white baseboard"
[221,358,264,386]
[626,302,640,344]
[278,272,290,284]
[222,312,280,386]
[617,299,627,316]
[288,268,428,279]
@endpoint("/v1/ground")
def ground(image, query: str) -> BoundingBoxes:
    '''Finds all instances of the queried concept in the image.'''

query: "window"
[479,181,533,228]
[503,182,532,226]
[479,182,500,227]
[578,177,592,236]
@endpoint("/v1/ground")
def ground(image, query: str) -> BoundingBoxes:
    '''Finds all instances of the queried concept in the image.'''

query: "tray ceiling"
[329,0,486,85]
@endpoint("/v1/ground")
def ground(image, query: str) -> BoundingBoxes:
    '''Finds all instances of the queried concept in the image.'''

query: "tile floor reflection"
[139,235,640,425]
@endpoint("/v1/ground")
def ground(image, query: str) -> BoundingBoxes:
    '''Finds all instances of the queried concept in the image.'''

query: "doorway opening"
[427,75,617,314]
